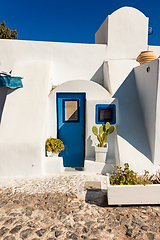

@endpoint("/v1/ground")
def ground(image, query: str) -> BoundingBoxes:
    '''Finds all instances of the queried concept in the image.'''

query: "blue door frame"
[57,93,86,167]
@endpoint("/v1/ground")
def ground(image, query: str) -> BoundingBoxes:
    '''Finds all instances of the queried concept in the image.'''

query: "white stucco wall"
[113,65,156,174]
[154,63,160,166]
[86,98,119,164]
[0,39,107,87]
[48,80,119,166]
[96,7,148,59]
[0,61,50,176]
[102,58,155,174]
[48,80,112,135]
[0,39,108,176]
[95,17,108,46]
[134,59,160,166]
[0,6,159,176]
[103,60,139,95]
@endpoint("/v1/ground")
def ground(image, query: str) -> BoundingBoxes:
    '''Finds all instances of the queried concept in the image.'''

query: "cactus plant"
[92,122,115,147]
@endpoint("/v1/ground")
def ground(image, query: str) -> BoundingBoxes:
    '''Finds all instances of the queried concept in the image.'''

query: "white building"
[0,6,160,176]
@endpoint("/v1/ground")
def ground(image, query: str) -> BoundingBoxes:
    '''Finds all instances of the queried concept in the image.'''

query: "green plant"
[45,138,64,154]
[92,122,115,147]
[0,20,18,39]
[110,163,152,185]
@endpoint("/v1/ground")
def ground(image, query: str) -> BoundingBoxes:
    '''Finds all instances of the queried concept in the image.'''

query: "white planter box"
[44,156,64,174]
[106,175,160,205]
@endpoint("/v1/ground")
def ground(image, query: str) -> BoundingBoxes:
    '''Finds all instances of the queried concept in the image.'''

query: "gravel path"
[0,173,159,239]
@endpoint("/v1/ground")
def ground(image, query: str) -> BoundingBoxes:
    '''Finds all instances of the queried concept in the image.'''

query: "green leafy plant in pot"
[110,163,151,185]
[45,137,64,157]
[92,122,116,162]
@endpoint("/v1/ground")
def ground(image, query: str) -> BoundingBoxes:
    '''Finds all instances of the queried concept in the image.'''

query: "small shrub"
[45,138,64,154]
[110,163,152,185]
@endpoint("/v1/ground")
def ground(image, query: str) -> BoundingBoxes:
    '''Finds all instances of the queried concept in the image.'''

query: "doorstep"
[84,158,116,174]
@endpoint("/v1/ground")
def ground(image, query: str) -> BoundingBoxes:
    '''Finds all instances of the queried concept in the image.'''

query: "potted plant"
[92,122,115,162]
[44,137,65,174]
[45,137,64,157]
[107,163,160,205]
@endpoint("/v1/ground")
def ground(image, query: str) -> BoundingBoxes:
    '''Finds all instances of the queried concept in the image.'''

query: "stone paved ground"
[0,173,160,240]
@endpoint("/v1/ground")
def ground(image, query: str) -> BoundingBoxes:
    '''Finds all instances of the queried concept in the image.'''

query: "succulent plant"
[92,122,115,147]
[45,138,64,153]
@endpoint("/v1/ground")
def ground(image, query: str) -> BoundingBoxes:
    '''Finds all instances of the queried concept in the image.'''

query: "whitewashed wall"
[96,7,148,59]
[0,39,107,86]
[0,61,50,176]
[114,67,155,174]
[0,41,107,176]
[0,6,159,176]
[103,60,139,95]
[48,80,119,170]
[134,59,160,167]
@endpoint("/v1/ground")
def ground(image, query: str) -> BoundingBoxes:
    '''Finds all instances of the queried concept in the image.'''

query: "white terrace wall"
[111,65,153,174]
[95,7,148,59]
[134,59,160,167]
[103,60,139,95]
[0,41,107,176]
[103,58,160,174]
[95,7,160,174]
[0,61,49,176]
[0,6,159,176]
[0,40,107,87]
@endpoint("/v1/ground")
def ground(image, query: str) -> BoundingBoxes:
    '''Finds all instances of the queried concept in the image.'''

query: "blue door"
[57,93,86,167]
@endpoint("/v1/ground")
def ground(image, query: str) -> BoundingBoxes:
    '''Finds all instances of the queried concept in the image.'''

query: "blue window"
[96,104,116,124]
[63,99,79,122]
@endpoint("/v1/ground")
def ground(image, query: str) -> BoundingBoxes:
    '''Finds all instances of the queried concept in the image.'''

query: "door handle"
[81,134,83,139]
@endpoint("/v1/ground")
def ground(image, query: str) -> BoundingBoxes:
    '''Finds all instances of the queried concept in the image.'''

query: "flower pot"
[47,151,58,157]
[95,143,108,162]
[136,51,157,65]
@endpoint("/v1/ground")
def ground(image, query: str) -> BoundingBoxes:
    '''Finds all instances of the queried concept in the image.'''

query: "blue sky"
[1,0,160,45]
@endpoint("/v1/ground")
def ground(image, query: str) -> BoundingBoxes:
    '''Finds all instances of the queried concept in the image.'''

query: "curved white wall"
[48,80,111,137]
[0,61,50,176]
[47,80,119,167]
[96,7,148,59]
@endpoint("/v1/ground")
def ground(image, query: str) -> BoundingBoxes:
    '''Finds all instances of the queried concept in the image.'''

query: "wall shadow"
[0,87,17,123]
[113,70,152,161]
[85,189,108,207]
[86,135,94,160]
[90,64,103,86]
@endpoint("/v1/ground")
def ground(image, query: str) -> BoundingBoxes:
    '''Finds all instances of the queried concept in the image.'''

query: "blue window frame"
[96,104,116,124]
